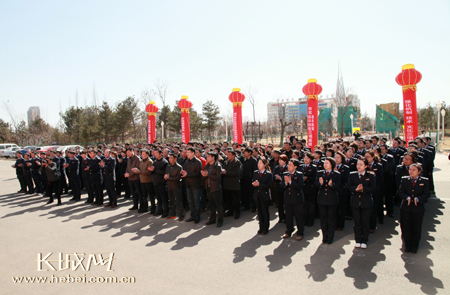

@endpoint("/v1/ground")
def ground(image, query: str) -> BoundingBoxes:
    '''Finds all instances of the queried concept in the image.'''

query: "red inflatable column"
[228,88,245,145]
[302,79,323,148]
[395,64,422,146]
[178,95,193,144]
[145,101,159,144]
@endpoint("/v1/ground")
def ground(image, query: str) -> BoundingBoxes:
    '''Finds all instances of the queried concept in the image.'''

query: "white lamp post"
[437,102,442,150]
[161,121,164,143]
[442,108,446,144]
[225,117,228,142]
[350,113,354,135]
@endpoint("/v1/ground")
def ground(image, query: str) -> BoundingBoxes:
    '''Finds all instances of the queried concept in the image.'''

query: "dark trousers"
[154,182,168,214]
[275,189,286,221]
[318,204,337,243]
[48,179,61,203]
[122,176,130,198]
[32,170,43,193]
[384,185,395,216]
[129,179,142,208]
[141,182,156,213]
[206,189,223,222]
[16,173,26,191]
[256,197,270,232]
[303,191,316,226]
[186,188,201,220]
[83,174,94,202]
[428,169,435,192]
[370,191,382,229]
[337,192,349,228]
[104,178,117,205]
[90,179,103,205]
[352,206,372,243]
[60,173,69,193]
[23,172,35,193]
[68,173,81,200]
[285,203,304,236]
[400,210,424,250]
[241,178,255,210]
[224,189,240,215]
[168,185,184,218]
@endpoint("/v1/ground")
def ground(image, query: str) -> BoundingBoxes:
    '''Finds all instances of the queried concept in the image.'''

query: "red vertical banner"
[302,79,323,148]
[178,95,193,144]
[395,64,422,146]
[145,101,159,144]
[229,88,245,145]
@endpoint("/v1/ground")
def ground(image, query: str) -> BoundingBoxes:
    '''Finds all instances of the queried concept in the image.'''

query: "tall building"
[27,106,40,125]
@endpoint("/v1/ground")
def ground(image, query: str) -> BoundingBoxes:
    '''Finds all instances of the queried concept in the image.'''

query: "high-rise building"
[27,106,40,125]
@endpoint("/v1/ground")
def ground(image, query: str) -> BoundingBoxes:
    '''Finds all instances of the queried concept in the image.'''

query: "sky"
[0,0,449,126]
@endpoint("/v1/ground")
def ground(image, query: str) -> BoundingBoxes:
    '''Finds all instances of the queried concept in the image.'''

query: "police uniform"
[252,169,273,234]
[367,161,384,230]
[102,156,117,206]
[67,152,81,201]
[302,163,317,226]
[281,170,305,238]
[336,163,350,229]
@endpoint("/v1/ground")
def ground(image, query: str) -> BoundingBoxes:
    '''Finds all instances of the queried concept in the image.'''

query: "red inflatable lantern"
[145,101,159,144]
[228,88,245,144]
[396,64,422,146]
[302,79,323,148]
[177,95,193,144]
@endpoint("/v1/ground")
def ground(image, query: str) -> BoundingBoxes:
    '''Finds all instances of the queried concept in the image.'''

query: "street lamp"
[161,121,165,143]
[437,102,442,151]
[442,108,446,144]
[350,113,354,135]
[225,117,228,142]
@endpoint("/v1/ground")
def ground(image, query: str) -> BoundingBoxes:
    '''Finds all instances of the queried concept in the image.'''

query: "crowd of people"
[11,134,435,254]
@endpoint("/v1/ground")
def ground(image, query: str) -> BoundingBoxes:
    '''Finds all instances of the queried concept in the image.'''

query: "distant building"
[27,106,40,125]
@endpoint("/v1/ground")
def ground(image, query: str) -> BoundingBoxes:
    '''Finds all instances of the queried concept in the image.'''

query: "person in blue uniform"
[334,151,350,231]
[252,158,273,235]
[398,163,430,253]
[314,157,341,244]
[281,158,305,241]
[65,150,81,201]
[273,154,289,223]
[101,149,117,208]
[302,152,317,227]
[348,158,376,249]
[365,150,384,232]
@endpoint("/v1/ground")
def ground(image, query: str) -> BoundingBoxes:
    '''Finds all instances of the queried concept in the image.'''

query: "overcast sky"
[1,0,449,126]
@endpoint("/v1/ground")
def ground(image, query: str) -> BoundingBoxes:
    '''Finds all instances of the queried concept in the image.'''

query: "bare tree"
[154,79,170,138]
[244,85,258,124]
[276,99,293,147]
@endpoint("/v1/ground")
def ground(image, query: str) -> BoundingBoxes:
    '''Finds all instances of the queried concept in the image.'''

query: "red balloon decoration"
[145,101,159,144]
[177,95,193,144]
[228,88,245,145]
[302,79,323,148]
[396,64,422,146]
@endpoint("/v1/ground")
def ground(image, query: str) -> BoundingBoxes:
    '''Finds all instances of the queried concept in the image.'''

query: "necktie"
[346,159,349,165]
[359,174,363,182]
[326,172,329,177]
[412,179,416,187]
[259,172,262,178]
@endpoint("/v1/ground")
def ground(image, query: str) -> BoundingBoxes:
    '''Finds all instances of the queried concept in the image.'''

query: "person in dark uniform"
[56,151,69,194]
[80,151,93,203]
[395,153,416,206]
[388,138,405,166]
[344,147,358,172]
[398,163,430,253]
[12,151,26,193]
[365,150,384,232]
[242,147,258,212]
[315,157,341,244]
[101,149,117,208]
[165,153,183,220]
[149,149,168,217]
[348,158,376,249]
[40,156,61,205]
[302,152,317,227]
[118,150,130,198]
[87,150,103,205]
[380,145,396,218]
[202,152,224,227]
[313,150,324,171]
[222,150,242,219]
[125,148,142,211]
[65,150,81,201]
[334,151,350,231]
[252,157,273,235]
[30,151,43,196]
[181,147,203,224]
[273,154,289,223]
[22,153,35,194]
[281,158,305,241]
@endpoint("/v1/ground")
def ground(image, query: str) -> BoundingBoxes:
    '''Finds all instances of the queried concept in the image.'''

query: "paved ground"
[1,154,449,295]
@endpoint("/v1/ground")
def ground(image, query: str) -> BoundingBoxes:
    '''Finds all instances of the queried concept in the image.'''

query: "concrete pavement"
[0,154,449,295]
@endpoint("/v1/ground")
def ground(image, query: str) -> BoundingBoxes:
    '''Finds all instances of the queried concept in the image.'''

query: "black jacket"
[367,162,384,189]
[182,157,202,190]
[388,148,405,166]
[67,157,79,175]
[252,170,273,201]
[302,163,317,200]
[398,176,429,213]
[344,157,358,172]
[336,164,350,195]
[348,171,376,209]
[88,156,101,181]
[242,156,258,180]
[280,170,304,204]
[152,157,168,184]
[165,162,182,190]
[202,161,223,193]
[102,157,116,181]
[314,170,341,206]
[273,164,288,192]
[222,158,242,191]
